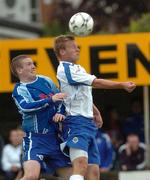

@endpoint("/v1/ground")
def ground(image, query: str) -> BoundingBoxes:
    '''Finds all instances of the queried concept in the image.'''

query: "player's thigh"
[56,167,72,180]
[23,160,41,179]
[85,164,100,180]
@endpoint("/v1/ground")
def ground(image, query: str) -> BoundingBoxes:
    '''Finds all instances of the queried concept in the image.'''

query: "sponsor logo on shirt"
[39,93,53,99]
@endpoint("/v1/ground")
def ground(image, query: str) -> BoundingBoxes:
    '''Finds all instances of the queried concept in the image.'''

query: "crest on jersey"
[72,137,79,143]
[36,154,44,160]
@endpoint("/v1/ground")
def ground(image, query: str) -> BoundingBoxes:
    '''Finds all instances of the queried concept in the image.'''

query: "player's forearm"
[92,78,124,89]
[19,98,54,113]
[93,104,100,116]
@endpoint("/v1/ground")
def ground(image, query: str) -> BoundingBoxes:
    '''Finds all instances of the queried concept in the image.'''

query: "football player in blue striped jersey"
[11,55,72,180]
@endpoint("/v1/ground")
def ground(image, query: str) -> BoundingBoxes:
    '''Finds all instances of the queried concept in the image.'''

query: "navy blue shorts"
[22,132,71,174]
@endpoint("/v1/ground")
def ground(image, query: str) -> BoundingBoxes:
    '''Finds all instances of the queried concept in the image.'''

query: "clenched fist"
[122,82,136,93]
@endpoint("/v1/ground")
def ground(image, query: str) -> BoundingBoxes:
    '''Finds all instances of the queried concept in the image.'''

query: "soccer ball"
[69,12,94,36]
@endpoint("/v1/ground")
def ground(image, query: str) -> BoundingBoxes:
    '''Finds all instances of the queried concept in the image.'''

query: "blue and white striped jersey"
[57,61,96,118]
[12,75,63,134]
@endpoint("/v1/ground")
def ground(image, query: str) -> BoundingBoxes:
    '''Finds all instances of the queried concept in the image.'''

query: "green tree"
[129,13,150,32]
[43,20,68,36]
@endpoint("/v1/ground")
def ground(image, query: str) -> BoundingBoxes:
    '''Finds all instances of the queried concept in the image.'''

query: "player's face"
[17,58,36,81]
[63,40,80,62]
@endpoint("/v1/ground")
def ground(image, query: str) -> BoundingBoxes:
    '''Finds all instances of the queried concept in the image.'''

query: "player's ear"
[60,49,66,56]
[16,67,22,75]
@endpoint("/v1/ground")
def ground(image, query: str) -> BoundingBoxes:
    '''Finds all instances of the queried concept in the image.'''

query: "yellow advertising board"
[0,33,150,93]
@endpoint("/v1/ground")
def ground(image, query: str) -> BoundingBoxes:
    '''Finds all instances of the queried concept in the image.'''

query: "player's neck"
[60,59,76,64]
[20,76,37,83]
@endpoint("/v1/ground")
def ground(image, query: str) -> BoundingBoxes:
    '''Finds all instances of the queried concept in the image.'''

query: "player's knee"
[23,172,39,180]
[73,157,88,174]
[91,167,100,179]
[89,165,100,180]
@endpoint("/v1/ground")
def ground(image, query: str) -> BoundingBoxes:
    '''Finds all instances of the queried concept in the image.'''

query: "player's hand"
[52,93,67,102]
[94,113,103,128]
[122,82,136,93]
[53,113,65,122]
[11,165,20,172]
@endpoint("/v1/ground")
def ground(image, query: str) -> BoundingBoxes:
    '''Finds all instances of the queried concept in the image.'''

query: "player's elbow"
[92,78,100,88]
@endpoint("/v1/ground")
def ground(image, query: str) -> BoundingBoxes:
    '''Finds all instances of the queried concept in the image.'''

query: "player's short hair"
[54,35,75,58]
[11,55,30,77]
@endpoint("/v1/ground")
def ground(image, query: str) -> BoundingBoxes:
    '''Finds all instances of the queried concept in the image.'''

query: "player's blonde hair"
[11,55,30,77]
[54,35,75,58]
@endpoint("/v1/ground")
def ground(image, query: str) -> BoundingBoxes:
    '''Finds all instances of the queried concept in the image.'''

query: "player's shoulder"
[37,75,53,82]
[12,83,29,98]
[61,61,82,71]
[12,82,22,95]
[37,74,55,86]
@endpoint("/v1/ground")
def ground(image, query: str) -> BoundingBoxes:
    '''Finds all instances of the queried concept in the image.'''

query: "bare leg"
[85,164,100,180]
[56,167,72,180]
[72,157,88,176]
[15,169,23,180]
[20,160,41,180]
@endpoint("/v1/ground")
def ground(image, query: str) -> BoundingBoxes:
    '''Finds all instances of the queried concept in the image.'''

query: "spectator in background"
[16,128,25,145]
[122,99,144,142]
[119,133,147,171]
[1,129,22,180]
[96,129,114,172]
[105,107,124,170]
[15,128,25,180]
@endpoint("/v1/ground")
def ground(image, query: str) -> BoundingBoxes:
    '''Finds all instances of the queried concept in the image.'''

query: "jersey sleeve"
[12,85,55,113]
[60,63,96,86]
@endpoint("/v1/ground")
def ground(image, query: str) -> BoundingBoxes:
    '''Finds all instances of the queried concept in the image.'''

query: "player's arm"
[53,103,66,122]
[43,76,60,94]
[13,92,66,113]
[93,104,103,128]
[92,78,136,93]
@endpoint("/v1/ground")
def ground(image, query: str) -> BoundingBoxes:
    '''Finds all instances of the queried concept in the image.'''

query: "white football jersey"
[57,61,96,118]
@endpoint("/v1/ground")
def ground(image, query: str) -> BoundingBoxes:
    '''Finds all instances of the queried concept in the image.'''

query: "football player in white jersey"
[54,35,136,180]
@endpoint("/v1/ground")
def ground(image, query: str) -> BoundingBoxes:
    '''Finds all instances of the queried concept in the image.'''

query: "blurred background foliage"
[43,20,68,36]
[43,0,150,36]
[129,13,150,32]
